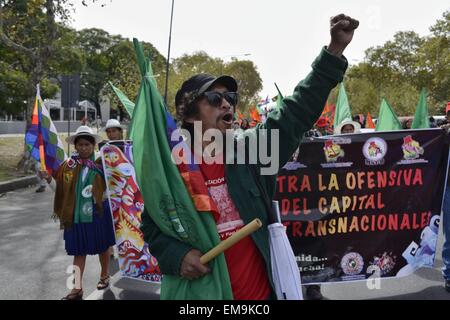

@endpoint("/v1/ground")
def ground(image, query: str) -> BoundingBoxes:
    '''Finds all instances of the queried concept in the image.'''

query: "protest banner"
[100,142,162,283]
[275,129,449,284]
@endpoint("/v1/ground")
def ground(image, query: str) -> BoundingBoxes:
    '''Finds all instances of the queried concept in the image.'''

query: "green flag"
[108,81,135,118]
[375,98,402,131]
[411,88,430,129]
[130,39,232,300]
[333,82,352,127]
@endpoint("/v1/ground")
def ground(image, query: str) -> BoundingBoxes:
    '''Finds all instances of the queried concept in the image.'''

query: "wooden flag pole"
[39,142,47,172]
[200,218,262,265]
[164,0,175,105]
[36,88,47,172]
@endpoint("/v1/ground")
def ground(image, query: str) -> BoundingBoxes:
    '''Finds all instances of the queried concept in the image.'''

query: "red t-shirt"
[199,161,271,300]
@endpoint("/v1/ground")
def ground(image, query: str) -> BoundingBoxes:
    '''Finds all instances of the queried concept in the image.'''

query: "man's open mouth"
[221,113,234,125]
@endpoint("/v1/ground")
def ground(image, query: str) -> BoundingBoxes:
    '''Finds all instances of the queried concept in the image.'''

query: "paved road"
[1,187,449,300]
[0,186,159,300]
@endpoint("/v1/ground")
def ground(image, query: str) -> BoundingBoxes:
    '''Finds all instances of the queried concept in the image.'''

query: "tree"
[0,0,102,121]
[168,52,262,115]
[341,10,450,117]
[104,39,167,119]
[0,0,108,172]
[417,10,450,110]
[1,0,60,119]
[76,28,123,114]
[167,52,224,114]
[224,58,262,112]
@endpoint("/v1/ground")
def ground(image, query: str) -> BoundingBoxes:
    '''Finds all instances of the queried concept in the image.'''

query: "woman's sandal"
[61,289,83,300]
[97,275,110,290]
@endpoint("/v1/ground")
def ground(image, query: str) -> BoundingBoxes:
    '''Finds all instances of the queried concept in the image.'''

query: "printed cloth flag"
[25,85,66,175]
[411,88,430,129]
[109,81,135,118]
[257,95,270,108]
[333,82,352,128]
[129,38,232,300]
[376,98,402,131]
[256,95,270,115]
[101,143,162,283]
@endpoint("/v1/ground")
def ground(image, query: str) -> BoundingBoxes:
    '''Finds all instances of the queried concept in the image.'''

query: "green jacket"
[141,47,348,298]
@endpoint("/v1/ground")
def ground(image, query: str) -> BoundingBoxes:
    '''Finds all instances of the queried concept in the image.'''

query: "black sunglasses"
[201,91,239,107]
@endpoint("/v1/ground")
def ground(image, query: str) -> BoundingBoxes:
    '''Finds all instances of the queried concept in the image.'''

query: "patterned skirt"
[64,201,116,256]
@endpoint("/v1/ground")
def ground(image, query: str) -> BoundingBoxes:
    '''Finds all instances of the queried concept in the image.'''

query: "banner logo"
[398,135,428,165]
[321,138,353,168]
[363,137,387,165]
[341,252,364,276]
[369,252,396,276]
[276,130,448,284]
[323,140,345,163]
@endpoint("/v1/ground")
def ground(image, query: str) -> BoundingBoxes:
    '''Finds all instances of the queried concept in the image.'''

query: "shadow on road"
[414,266,443,283]
[375,286,450,300]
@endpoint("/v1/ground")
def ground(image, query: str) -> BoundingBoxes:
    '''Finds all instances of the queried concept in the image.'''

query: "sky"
[71,0,449,99]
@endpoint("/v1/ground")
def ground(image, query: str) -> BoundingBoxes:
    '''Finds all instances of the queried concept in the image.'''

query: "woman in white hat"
[103,119,126,141]
[334,118,361,135]
[40,126,115,300]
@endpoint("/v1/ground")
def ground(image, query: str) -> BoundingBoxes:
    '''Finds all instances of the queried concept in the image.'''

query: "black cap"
[175,74,238,108]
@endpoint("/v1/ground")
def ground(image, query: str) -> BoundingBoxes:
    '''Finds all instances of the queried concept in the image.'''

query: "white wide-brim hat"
[102,119,126,131]
[334,118,361,135]
[65,125,103,145]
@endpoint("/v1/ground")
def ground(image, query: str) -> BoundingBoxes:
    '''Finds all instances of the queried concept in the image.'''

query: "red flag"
[323,101,330,114]
[319,102,330,120]
[250,107,261,123]
[315,102,329,125]
[315,102,335,131]
[366,112,376,129]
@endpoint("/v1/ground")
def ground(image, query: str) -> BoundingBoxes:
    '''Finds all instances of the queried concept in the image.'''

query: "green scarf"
[73,167,98,224]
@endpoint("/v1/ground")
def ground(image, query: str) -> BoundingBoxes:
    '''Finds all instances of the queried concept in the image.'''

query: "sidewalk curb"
[0,176,37,193]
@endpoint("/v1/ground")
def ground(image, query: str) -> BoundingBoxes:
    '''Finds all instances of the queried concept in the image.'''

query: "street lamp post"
[164,0,175,105]
[67,77,72,155]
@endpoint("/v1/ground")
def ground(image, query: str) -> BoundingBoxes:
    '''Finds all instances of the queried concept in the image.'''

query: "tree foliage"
[341,10,450,117]
[104,39,167,118]
[0,0,262,120]
[168,52,262,115]
[5,1,446,123]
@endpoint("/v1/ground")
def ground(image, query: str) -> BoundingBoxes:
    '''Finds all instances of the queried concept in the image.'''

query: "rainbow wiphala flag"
[25,86,66,175]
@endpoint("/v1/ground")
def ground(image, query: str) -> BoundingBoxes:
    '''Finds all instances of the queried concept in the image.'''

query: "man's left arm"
[254,14,359,195]
[259,14,359,174]
[262,47,348,169]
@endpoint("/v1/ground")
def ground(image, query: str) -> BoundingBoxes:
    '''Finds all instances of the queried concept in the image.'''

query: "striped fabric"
[25,86,67,175]
[164,111,220,220]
